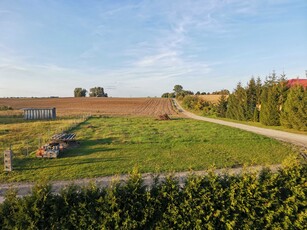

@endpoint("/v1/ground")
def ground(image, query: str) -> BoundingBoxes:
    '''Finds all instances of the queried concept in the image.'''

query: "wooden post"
[4,150,13,172]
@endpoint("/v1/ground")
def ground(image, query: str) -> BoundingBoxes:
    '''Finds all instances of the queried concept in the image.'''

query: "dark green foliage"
[255,77,262,105]
[162,85,193,98]
[74,88,87,97]
[216,94,228,117]
[1,164,306,229]
[161,92,170,98]
[280,86,307,131]
[211,89,230,95]
[89,87,108,97]
[173,85,183,95]
[246,77,257,120]
[260,85,280,126]
[161,92,175,98]
[177,90,194,98]
[226,83,247,121]
[253,107,260,122]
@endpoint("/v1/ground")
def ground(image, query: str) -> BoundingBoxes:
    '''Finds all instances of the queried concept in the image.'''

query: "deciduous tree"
[74,88,87,97]
[89,87,108,97]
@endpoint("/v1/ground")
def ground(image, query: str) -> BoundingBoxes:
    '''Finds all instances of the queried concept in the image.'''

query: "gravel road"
[173,99,307,148]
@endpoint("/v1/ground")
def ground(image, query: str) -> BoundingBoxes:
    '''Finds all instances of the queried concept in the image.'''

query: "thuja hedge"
[1,163,306,229]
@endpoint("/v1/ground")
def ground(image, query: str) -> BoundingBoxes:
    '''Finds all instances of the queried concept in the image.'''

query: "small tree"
[260,85,280,126]
[226,83,247,121]
[246,77,257,120]
[216,94,228,117]
[74,88,87,97]
[173,85,183,95]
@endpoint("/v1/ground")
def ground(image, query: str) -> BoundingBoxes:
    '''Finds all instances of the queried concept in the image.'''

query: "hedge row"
[1,163,306,229]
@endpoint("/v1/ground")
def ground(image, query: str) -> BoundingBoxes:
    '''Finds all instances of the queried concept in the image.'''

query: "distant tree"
[264,70,278,87]
[161,92,175,98]
[169,92,176,98]
[173,85,183,95]
[195,91,201,95]
[185,90,194,95]
[212,89,230,95]
[280,85,307,131]
[74,88,87,97]
[177,90,194,98]
[89,87,108,97]
[161,93,170,98]
[201,92,207,95]
[216,94,228,117]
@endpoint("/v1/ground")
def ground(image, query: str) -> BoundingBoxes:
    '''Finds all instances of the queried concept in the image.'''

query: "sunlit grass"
[0,117,84,157]
[0,116,298,182]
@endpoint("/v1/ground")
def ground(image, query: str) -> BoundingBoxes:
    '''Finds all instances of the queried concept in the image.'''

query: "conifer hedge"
[1,163,306,229]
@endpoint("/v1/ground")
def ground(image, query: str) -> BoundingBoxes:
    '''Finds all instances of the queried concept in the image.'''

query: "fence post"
[4,148,13,172]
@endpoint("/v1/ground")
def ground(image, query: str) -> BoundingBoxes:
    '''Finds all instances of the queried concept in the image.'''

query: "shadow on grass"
[171,117,186,120]
[60,138,118,158]
[61,146,118,158]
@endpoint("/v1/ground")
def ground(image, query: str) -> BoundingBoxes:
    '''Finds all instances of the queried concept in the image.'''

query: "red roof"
[287,79,307,88]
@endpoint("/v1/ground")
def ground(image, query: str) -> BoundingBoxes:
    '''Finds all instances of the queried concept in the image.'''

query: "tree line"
[1,160,306,229]
[74,87,108,97]
[170,72,306,131]
[162,85,230,98]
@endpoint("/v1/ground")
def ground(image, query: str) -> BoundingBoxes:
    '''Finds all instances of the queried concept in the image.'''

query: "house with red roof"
[287,79,307,88]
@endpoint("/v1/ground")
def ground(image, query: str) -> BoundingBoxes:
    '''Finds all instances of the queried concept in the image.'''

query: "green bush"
[280,85,307,131]
[1,164,306,229]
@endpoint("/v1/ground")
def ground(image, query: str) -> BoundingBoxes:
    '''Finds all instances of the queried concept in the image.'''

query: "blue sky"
[0,0,306,97]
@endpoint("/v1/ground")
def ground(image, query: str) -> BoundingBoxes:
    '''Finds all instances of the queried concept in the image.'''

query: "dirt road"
[173,99,307,148]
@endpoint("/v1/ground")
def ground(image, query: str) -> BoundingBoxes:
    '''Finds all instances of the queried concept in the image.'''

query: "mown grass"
[0,116,298,182]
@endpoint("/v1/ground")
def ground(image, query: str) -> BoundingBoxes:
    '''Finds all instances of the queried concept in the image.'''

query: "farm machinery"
[36,133,77,158]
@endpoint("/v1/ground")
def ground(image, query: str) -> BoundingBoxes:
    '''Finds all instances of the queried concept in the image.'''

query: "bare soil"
[0,97,180,117]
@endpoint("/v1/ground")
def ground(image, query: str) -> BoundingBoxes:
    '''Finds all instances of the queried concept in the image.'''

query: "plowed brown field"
[0,97,179,117]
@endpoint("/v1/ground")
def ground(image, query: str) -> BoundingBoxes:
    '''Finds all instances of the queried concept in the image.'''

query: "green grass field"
[0,116,298,182]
